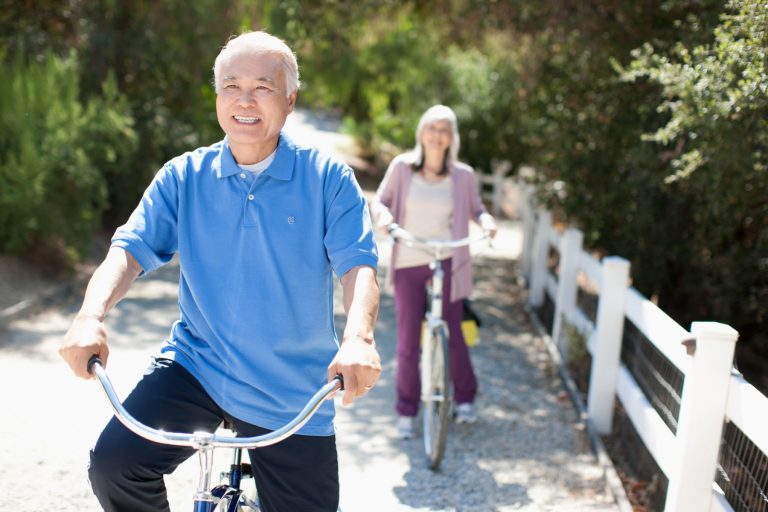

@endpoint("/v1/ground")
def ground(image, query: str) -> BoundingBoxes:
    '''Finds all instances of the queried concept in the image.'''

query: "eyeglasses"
[423,124,452,136]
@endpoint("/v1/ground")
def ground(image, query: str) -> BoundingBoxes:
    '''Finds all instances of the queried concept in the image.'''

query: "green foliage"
[442,32,532,173]
[257,1,450,159]
[0,0,82,59]
[619,0,768,349]
[0,51,136,267]
[75,0,244,222]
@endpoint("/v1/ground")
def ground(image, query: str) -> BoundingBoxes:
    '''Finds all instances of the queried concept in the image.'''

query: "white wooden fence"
[513,178,768,512]
[477,160,513,217]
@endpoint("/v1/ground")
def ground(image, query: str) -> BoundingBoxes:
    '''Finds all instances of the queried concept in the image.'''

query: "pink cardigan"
[372,154,488,302]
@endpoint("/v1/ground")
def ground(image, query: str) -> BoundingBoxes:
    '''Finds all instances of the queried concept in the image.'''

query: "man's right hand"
[59,314,110,379]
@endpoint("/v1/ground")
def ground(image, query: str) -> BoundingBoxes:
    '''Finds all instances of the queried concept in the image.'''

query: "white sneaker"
[396,416,415,439]
[455,403,478,424]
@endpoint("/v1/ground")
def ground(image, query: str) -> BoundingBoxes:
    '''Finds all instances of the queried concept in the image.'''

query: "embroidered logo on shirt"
[287,216,295,224]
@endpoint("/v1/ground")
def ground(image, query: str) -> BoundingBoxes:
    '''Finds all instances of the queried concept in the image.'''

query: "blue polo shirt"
[112,133,378,435]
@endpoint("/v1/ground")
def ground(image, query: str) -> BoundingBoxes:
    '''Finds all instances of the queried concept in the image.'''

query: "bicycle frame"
[88,357,342,512]
[422,253,448,405]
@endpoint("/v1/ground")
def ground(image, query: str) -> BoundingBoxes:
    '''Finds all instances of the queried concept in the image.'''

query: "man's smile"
[233,115,261,124]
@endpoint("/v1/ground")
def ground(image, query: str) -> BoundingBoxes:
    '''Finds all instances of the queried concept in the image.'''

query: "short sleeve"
[111,163,180,274]
[323,165,378,278]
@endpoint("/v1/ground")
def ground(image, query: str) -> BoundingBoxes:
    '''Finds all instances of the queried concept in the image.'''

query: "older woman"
[373,104,497,439]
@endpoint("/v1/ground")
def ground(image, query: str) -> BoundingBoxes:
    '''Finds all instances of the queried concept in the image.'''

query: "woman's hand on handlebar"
[59,314,110,379]
[479,213,498,239]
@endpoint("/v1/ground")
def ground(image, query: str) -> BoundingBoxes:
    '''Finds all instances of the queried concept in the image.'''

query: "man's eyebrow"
[221,75,276,85]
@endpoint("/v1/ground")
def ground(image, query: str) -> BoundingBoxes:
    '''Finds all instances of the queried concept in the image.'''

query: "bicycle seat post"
[228,448,244,488]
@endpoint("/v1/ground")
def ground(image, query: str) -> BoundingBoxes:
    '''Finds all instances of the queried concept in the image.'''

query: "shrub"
[620,0,768,352]
[0,51,136,269]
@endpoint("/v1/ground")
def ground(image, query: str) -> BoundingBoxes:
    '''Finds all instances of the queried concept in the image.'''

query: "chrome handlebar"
[387,223,491,250]
[88,356,343,450]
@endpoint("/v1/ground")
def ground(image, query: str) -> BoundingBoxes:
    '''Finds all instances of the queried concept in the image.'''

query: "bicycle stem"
[194,443,216,507]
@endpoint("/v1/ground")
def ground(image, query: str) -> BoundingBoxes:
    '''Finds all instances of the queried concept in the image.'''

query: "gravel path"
[335,226,618,511]
[0,221,619,511]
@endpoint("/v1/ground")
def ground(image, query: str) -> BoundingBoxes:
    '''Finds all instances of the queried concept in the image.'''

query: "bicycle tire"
[421,324,451,470]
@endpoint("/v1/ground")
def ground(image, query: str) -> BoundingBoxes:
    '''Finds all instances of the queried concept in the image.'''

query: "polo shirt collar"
[215,134,296,181]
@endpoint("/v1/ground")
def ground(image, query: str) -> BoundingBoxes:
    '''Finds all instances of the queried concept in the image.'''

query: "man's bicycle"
[387,224,489,470]
[88,356,343,512]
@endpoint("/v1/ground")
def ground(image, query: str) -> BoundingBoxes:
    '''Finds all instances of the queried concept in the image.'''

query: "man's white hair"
[412,104,461,165]
[213,31,300,97]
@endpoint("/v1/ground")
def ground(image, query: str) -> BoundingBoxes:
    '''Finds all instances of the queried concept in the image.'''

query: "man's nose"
[237,89,258,106]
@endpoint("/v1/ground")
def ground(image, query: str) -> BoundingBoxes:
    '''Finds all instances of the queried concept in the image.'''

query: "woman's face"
[421,120,453,156]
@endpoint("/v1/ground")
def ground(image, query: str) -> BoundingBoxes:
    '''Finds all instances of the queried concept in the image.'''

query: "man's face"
[215,51,297,163]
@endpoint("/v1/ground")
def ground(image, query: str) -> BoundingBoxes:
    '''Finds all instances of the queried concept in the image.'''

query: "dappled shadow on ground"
[106,263,181,349]
[0,261,181,360]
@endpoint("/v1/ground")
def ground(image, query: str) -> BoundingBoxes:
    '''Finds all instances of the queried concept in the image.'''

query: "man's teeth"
[234,116,259,124]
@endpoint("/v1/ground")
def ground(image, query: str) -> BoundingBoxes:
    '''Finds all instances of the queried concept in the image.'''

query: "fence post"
[587,256,630,434]
[664,322,739,512]
[516,166,537,282]
[552,229,584,357]
[518,184,536,282]
[491,160,512,217]
[527,209,551,308]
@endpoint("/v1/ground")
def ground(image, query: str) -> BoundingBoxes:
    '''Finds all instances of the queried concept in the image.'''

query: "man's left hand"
[327,335,381,406]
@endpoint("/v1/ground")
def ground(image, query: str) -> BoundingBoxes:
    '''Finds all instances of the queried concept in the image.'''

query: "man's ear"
[287,90,298,112]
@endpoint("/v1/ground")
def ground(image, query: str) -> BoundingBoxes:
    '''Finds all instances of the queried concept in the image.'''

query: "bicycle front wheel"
[421,324,451,470]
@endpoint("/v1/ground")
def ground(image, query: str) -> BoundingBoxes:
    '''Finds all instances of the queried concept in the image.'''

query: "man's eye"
[224,84,238,89]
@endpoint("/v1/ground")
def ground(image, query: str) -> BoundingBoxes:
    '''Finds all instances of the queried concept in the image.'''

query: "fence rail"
[512,177,768,512]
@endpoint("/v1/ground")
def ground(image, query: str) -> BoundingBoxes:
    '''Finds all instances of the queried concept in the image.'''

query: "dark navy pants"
[88,358,339,512]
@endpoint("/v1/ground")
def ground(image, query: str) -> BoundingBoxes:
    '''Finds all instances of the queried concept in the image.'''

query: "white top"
[396,173,453,269]
[238,148,277,177]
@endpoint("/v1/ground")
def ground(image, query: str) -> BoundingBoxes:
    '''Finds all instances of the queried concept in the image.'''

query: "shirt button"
[248,194,255,200]
[240,173,246,179]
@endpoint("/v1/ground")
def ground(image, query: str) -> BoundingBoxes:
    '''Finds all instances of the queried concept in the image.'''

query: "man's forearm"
[60,247,143,378]
[340,265,380,343]
[332,264,382,403]
[78,247,143,321]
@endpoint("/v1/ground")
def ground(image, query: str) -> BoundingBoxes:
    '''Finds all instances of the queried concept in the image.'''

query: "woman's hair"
[213,31,300,97]
[410,104,461,175]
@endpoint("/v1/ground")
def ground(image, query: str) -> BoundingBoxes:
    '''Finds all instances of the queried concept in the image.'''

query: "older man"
[59,31,380,512]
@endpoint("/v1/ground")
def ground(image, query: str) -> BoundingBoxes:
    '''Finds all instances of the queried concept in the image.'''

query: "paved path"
[0,110,620,511]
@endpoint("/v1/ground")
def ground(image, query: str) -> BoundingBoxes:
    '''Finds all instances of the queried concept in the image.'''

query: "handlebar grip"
[87,355,103,374]
[333,374,344,391]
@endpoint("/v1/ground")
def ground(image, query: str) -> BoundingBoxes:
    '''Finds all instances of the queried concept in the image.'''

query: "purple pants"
[394,258,478,417]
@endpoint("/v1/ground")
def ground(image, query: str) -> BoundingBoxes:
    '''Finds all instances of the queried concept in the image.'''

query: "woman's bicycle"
[387,224,489,470]
[88,356,343,512]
